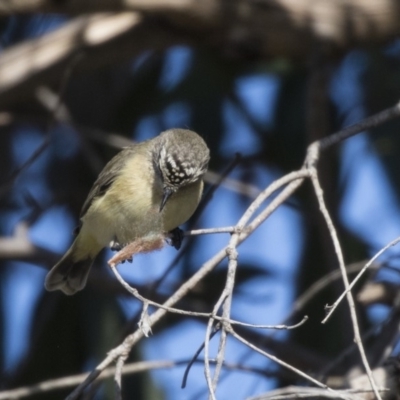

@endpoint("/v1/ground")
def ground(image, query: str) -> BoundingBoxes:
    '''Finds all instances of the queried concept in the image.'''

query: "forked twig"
[323,236,400,322]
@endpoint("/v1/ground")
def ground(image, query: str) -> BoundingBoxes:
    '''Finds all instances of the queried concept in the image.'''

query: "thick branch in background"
[1,0,400,109]
[0,223,59,265]
[0,13,186,107]
[1,0,400,56]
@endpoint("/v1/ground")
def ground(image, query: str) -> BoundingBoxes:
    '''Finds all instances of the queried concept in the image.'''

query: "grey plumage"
[155,129,210,188]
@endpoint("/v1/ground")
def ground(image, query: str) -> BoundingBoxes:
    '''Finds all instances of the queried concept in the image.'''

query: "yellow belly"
[162,180,203,231]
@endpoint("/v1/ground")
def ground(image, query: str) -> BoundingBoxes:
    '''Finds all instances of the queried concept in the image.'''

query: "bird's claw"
[168,227,183,250]
[110,240,124,252]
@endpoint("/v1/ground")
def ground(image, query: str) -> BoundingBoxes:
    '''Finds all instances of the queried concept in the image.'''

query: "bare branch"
[227,327,334,392]
[305,151,382,400]
[184,226,243,236]
[323,236,400,320]
[111,260,308,330]
[319,101,400,150]
[0,360,175,400]
[247,385,388,400]
[293,261,377,315]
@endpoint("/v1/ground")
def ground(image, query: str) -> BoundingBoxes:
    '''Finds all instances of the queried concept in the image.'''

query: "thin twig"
[210,246,238,394]
[114,356,124,400]
[247,385,389,400]
[184,226,243,236]
[293,261,375,315]
[323,236,400,322]
[205,169,261,199]
[181,329,220,389]
[0,360,175,400]
[0,136,50,198]
[319,100,400,150]
[111,261,307,329]
[204,290,226,400]
[227,326,334,392]
[0,357,282,400]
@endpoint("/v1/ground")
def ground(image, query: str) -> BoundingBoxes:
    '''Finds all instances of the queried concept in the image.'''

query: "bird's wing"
[79,146,137,219]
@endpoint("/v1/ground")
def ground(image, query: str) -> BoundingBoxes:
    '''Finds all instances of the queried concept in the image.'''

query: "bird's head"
[153,129,210,211]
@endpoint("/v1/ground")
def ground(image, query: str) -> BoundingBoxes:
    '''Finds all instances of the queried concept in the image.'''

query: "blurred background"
[1,2,400,399]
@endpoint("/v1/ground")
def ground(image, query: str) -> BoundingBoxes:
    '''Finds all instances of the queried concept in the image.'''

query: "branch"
[305,144,382,400]
[0,360,174,400]
[2,0,400,58]
[0,356,283,400]
[227,327,333,392]
[0,13,183,108]
[110,260,307,330]
[1,1,400,111]
[247,385,388,400]
[0,222,58,264]
[319,101,400,149]
[323,236,400,321]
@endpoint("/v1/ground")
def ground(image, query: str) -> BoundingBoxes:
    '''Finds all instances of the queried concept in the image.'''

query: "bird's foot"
[110,240,132,263]
[108,235,165,267]
[110,240,123,252]
[167,227,183,250]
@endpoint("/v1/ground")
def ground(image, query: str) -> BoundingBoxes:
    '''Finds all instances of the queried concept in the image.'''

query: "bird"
[45,128,210,295]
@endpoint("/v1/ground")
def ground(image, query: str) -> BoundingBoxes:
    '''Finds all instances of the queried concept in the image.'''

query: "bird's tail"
[45,239,98,295]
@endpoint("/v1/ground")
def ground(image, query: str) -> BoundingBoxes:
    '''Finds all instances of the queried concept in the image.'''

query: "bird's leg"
[167,227,184,250]
[108,235,165,267]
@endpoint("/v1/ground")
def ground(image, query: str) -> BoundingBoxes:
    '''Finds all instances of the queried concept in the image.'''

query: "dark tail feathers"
[45,248,94,295]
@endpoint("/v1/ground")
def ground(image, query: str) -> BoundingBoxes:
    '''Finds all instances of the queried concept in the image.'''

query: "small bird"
[45,128,210,295]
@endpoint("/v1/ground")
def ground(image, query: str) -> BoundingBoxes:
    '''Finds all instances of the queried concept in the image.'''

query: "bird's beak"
[160,187,174,212]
